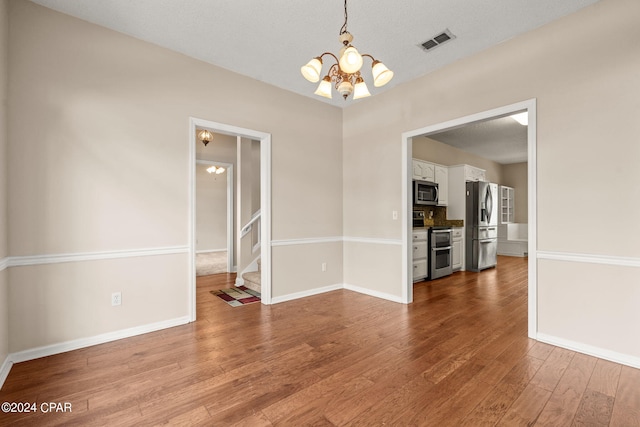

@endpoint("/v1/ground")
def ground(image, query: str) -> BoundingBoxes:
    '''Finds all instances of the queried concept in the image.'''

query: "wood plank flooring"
[1,256,639,426]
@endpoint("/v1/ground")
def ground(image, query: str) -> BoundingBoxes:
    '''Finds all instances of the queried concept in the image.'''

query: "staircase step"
[242,271,261,293]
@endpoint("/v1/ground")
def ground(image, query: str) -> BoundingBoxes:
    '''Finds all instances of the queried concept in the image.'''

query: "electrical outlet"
[392,210,398,220]
[321,262,327,272]
[111,292,122,306]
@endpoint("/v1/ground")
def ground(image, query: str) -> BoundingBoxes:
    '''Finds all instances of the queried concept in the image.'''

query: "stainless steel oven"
[429,227,453,280]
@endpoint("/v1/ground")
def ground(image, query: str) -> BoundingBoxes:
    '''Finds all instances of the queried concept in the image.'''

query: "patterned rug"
[211,286,261,307]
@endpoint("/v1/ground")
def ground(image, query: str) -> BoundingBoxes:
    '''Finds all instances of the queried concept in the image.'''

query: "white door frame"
[189,118,272,322]
[401,99,538,339]
[195,159,234,273]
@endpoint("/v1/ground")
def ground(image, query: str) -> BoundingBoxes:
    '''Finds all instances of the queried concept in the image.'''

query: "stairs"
[242,258,261,293]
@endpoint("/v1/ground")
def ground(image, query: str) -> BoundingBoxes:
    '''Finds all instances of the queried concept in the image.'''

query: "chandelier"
[300,0,394,100]
[198,129,213,146]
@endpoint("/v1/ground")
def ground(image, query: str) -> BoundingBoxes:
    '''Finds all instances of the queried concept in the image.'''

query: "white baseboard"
[9,316,191,364]
[271,284,343,304]
[536,333,640,369]
[343,283,404,303]
[0,355,12,390]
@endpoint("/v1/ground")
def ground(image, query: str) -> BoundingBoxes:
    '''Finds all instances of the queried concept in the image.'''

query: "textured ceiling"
[30,0,599,108]
[424,115,528,165]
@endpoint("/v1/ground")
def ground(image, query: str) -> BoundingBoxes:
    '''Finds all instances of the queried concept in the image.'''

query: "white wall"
[6,0,342,353]
[344,0,640,363]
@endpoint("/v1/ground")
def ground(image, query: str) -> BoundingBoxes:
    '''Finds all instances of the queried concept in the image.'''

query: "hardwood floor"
[1,256,639,426]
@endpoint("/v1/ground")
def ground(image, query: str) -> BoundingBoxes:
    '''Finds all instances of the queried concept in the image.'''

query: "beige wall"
[0,0,8,368]
[195,163,227,252]
[413,136,504,183]
[501,162,528,224]
[7,1,342,352]
[344,0,640,360]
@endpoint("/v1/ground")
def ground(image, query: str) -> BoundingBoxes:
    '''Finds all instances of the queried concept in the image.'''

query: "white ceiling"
[424,114,528,164]
[30,0,599,108]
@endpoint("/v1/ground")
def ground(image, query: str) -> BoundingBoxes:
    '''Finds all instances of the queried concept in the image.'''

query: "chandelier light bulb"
[301,57,323,83]
[353,77,371,100]
[339,46,363,74]
[215,167,225,174]
[314,76,333,99]
[371,60,394,87]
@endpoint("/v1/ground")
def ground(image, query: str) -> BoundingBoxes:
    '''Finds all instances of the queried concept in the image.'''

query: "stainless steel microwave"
[414,180,438,206]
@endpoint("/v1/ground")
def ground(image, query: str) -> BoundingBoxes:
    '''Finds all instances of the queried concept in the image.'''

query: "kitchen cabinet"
[412,230,428,281]
[500,186,514,224]
[435,165,448,206]
[413,159,448,206]
[452,227,463,271]
[412,159,435,181]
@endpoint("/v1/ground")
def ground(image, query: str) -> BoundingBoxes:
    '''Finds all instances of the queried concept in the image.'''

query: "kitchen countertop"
[414,219,464,229]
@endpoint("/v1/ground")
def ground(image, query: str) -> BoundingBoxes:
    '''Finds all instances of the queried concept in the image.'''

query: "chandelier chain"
[340,0,348,35]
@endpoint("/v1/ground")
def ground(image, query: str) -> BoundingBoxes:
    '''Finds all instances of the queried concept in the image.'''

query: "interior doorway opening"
[401,99,537,338]
[188,118,272,322]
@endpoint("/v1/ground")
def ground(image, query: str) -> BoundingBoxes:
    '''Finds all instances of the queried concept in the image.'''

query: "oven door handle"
[432,246,452,251]
[431,229,451,233]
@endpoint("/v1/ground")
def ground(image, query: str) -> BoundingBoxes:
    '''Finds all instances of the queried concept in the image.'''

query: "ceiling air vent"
[420,29,456,52]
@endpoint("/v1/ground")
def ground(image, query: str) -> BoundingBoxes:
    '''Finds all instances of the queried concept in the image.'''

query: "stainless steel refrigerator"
[465,181,498,272]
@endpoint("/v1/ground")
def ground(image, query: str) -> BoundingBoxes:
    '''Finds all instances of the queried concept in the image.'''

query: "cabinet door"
[413,259,428,281]
[412,241,428,259]
[413,160,435,181]
[412,160,423,181]
[452,239,462,271]
[435,166,448,206]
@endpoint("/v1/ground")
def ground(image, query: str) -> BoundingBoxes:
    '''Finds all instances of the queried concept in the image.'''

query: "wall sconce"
[198,129,213,146]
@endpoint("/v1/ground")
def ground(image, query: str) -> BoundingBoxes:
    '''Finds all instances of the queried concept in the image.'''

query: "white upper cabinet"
[412,159,448,206]
[464,165,486,182]
[412,159,435,182]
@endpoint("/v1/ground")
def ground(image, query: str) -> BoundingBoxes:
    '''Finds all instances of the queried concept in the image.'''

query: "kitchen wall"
[0,0,8,373]
[344,0,640,363]
[7,0,342,353]
[413,136,503,183]
[195,163,227,252]
[501,162,527,224]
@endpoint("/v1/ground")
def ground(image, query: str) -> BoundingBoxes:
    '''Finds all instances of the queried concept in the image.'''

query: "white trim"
[343,236,403,246]
[344,283,403,303]
[189,117,272,315]
[7,246,188,267]
[9,316,190,365]
[195,249,227,254]
[537,251,640,268]
[0,257,8,272]
[401,99,538,334]
[270,284,343,304]
[537,333,640,370]
[0,356,12,390]
[271,237,343,246]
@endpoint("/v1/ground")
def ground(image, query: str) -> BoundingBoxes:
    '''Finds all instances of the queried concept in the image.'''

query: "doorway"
[402,99,537,338]
[188,118,272,322]
[195,160,233,275]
